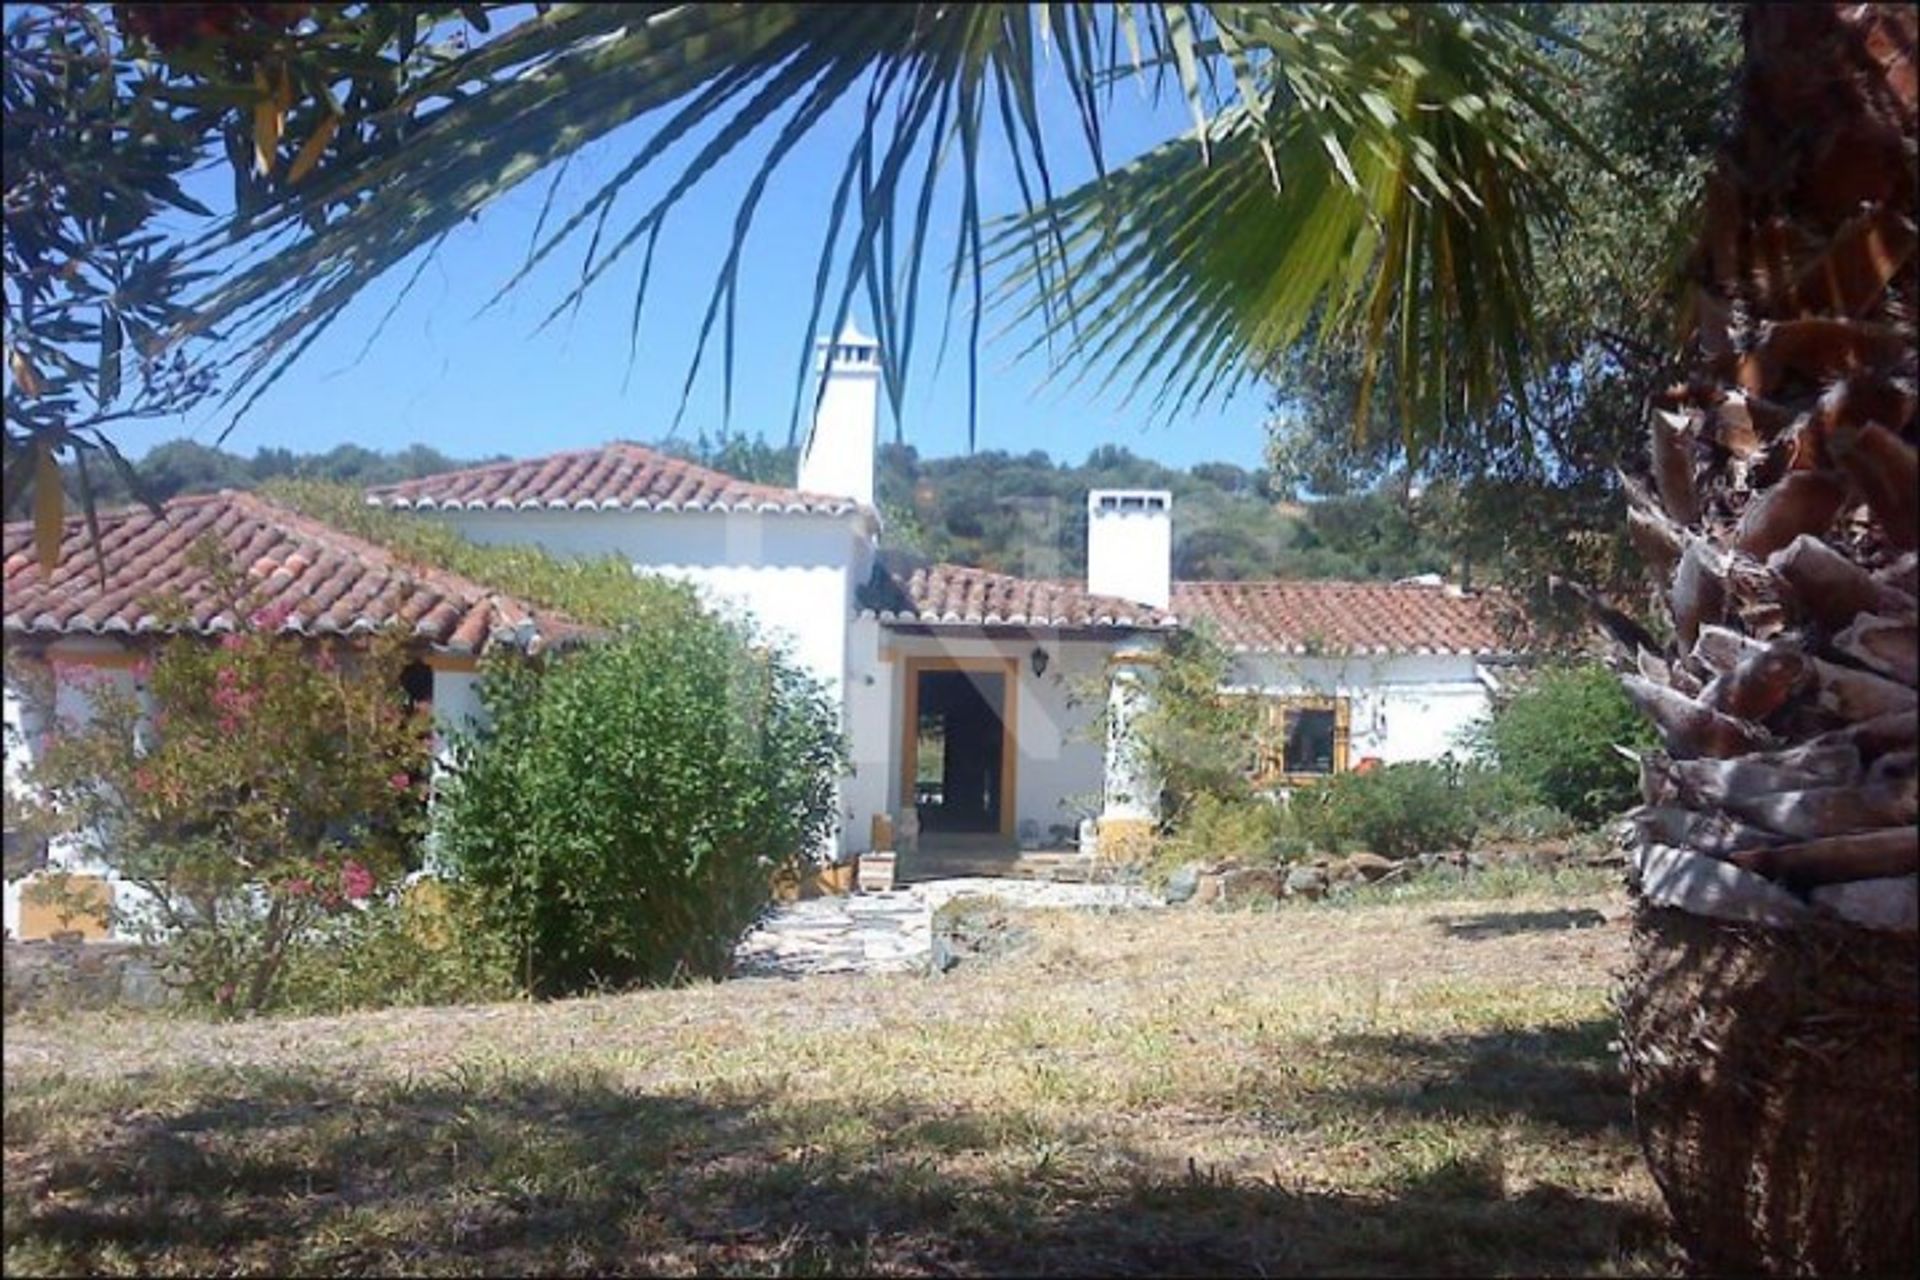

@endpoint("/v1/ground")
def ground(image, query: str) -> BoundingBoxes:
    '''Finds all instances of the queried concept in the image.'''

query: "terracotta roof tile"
[367,441,861,515]
[1171,579,1523,656]
[862,555,1177,630]
[3,491,584,655]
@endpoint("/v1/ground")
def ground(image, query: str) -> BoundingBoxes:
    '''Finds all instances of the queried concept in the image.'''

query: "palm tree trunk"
[1623,1,1916,899]
[1617,11,1916,1272]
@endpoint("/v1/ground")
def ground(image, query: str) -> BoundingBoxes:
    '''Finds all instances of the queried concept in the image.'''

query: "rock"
[1284,865,1331,900]
[1191,874,1224,907]
[1164,862,1205,905]
[1341,852,1398,883]
[1219,867,1282,906]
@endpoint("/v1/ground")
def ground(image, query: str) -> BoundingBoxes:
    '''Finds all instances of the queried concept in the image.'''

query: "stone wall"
[2,938,179,1014]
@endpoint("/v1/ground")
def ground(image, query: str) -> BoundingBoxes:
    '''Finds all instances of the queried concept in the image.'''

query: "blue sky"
[124,47,1275,472]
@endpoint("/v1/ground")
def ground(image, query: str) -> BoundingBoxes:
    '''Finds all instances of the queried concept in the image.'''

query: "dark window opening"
[1282,708,1338,775]
[400,660,434,715]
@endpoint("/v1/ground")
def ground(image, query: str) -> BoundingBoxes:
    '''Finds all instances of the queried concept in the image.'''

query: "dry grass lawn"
[3,871,1678,1276]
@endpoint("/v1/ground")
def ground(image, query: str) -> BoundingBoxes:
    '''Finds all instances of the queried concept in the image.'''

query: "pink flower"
[221,633,247,652]
[131,658,154,681]
[315,648,338,673]
[283,876,313,899]
[340,860,375,901]
[389,772,411,792]
[131,767,154,794]
[249,602,293,632]
[212,685,257,716]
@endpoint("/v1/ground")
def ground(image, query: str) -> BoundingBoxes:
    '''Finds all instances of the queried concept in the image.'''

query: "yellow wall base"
[772,861,858,902]
[1095,818,1156,866]
[16,873,113,942]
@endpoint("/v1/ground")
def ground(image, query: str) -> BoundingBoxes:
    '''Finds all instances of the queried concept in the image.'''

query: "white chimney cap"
[815,318,880,372]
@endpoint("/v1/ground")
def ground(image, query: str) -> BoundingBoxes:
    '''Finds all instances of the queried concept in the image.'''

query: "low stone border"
[3,938,180,1014]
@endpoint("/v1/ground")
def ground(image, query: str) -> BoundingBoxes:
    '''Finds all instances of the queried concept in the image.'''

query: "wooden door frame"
[900,655,1019,839]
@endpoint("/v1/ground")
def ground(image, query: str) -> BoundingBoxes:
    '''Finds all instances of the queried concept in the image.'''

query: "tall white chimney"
[1086,489,1172,609]
[797,320,880,507]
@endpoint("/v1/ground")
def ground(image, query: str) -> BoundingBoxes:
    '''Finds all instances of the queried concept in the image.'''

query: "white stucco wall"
[4,641,150,938]
[426,508,866,699]
[427,507,873,857]
[1224,651,1495,766]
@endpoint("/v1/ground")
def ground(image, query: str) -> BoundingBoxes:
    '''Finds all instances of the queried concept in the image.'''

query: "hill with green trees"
[10,434,1457,586]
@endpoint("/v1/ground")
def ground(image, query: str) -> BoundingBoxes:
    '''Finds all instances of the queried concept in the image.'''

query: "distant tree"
[1189,463,1251,496]
[135,440,253,501]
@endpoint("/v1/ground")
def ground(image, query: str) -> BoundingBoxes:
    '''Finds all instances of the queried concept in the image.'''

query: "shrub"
[275,879,518,1014]
[1291,760,1515,859]
[439,600,845,997]
[1470,665,1652,825]
[1085,622,1273,822]
[13,593,431,1012]
[1152,793,1297,875]
[1474,801,1579,846]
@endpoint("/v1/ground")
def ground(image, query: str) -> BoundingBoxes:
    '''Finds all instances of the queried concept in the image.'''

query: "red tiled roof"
[3,491,584,655]
[1172,579,1523,656]
[863,557,1177,630]
[367,442,861,515]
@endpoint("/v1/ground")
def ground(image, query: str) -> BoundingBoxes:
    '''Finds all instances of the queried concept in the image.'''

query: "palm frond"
[163,3,1581,452]
[169,4,1224,447]
[993,3,1573,452]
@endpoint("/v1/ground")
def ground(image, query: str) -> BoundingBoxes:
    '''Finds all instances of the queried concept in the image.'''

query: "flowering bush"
[14,603,432,1011]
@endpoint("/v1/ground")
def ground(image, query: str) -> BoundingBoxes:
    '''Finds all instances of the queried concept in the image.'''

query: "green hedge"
[1290,761,1528,859]
[1472,665,1651,825]
[438,599,845,997]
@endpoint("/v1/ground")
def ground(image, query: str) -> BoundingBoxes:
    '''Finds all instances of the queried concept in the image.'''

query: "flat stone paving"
[731,877,1161,979]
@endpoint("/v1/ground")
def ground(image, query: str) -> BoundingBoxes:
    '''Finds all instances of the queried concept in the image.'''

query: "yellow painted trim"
[1251,694,1351,786]
[1105,650,1164,668]
[900,655,1020,839]
[424,653,481,673]
[877,647,899,665]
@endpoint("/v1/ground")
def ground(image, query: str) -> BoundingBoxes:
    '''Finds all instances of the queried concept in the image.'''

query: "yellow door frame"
[900,654,1019,839]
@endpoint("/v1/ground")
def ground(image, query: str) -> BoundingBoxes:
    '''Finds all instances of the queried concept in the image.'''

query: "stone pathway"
[732,877,1161,979]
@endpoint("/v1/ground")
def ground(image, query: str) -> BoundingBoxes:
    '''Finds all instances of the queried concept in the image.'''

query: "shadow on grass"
[1437,908,1610,940]
[3,1056,1673,1277]
[1324,1018,1630,1139]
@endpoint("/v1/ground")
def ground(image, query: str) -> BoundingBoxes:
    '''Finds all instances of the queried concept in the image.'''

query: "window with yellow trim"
[1250,695,1350,784]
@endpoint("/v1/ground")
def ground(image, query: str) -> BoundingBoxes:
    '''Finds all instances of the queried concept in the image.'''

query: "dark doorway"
[912,668,1007,834]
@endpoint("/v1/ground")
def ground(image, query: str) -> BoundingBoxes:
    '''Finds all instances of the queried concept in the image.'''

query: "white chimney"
[797,320,880,507]
[1086,489,1172,609]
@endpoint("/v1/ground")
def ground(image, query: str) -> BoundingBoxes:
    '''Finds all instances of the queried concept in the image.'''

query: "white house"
[2,323,1525,937]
